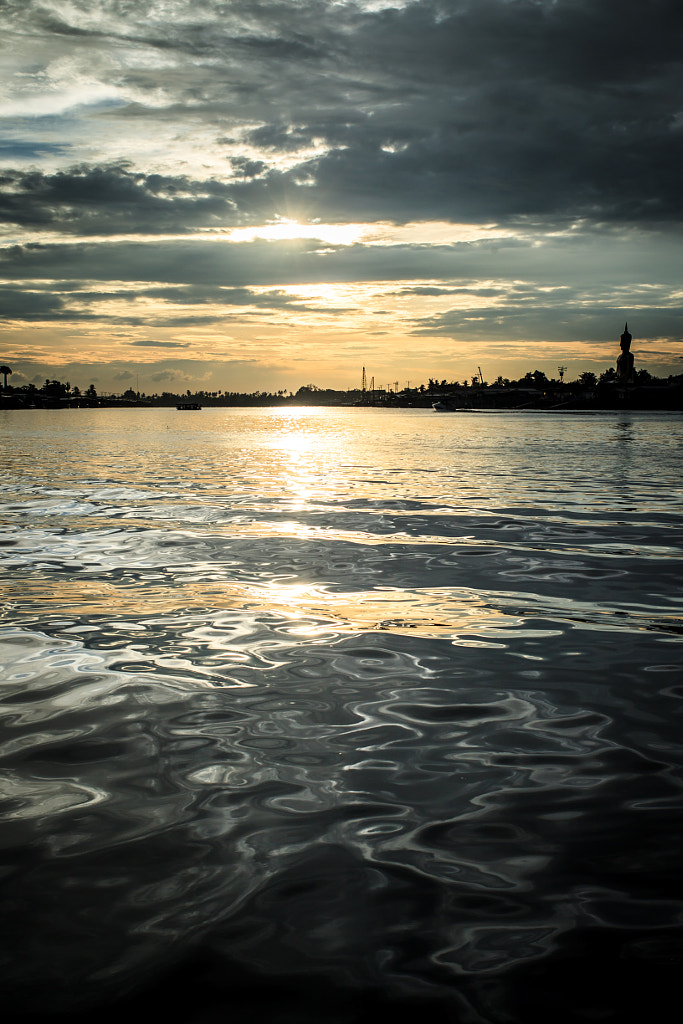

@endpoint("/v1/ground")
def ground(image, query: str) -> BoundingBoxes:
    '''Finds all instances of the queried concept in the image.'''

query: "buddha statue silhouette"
[616,323,635,384]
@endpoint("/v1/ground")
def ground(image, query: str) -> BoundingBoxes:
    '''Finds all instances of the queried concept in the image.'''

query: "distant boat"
[176,402,202,410]
[432,399,459,412]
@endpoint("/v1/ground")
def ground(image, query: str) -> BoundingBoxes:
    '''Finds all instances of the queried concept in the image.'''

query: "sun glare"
[224,218,519,249]
[228,218,367,245]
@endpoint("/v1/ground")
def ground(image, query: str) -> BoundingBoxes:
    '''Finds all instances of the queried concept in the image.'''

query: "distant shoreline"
[2,401,682,414]
[2,378,682,413]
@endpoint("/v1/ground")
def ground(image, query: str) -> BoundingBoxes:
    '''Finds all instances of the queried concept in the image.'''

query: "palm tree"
[0,365,11,389]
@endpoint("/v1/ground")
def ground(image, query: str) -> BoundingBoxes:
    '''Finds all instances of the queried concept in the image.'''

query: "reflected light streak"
[265,408,334,511]
[2,573,559,642]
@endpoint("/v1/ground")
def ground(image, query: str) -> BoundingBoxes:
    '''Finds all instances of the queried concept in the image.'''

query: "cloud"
[0,1,681,386]
[128,340,190,347]
[0,165,240,235]
[2,229,683,293]
[414,304,683,348]
[1,2,682,230]
[150,370,177,383]
[139,285,331,311]
[0,141,67,161]
[0,286,65,318]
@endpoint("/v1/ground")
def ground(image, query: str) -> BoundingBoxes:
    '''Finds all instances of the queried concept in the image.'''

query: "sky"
[1,0,682,395]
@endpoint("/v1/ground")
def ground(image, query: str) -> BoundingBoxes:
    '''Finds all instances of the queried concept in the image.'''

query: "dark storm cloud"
[322,0,683,224]
[2,1,682,231]
[129,0,679,225]
[280,0,683,225]
[0,166,240,235]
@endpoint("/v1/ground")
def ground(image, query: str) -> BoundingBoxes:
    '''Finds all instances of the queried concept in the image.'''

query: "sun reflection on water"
[263,407,338,512]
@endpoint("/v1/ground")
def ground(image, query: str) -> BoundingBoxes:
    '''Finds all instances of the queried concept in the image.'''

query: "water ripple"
[1,409,682,1020]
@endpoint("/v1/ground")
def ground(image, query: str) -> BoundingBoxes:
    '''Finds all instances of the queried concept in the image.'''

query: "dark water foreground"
[1,408,682,1023]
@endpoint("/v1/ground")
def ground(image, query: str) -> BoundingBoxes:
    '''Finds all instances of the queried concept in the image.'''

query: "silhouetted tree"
[42,379,69,398]
[578,371,597,387]
[520,370,549,388]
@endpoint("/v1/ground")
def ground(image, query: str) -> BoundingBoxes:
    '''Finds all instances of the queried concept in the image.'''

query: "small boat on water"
[432,399,459,412]
[176,402,202,410]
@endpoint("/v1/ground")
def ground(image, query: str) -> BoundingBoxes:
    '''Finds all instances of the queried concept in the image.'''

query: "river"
[1,407,682,1022]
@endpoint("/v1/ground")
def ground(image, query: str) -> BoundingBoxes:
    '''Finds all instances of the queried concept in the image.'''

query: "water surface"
[1,407,682,1022]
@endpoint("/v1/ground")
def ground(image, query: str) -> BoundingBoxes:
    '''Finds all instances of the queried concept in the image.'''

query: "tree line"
[0,364,681,410]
